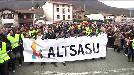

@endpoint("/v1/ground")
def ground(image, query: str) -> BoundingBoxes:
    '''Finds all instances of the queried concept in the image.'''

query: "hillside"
[68,0,130,16]
[0,0,132,16]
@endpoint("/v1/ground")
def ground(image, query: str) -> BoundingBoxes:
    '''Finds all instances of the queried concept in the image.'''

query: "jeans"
[128,47,134,61]
[0,61,9,75]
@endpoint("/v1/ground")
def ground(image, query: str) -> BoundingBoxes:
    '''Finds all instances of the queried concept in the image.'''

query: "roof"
[0,1,45,10]
[0,8,18,13]
[0,8,44,14]
[47,1,72,6]
[17,8,44,14]
[101,13,114,16]
[74,10,85,13]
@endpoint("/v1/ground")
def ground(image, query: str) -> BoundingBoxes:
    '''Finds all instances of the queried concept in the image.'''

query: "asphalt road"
[11,48,134,75]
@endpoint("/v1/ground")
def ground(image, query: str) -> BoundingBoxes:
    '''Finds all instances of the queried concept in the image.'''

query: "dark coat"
[45,32,56,39]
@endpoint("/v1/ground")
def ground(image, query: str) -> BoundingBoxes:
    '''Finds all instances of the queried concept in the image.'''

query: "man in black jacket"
[45,27,56,39]
[42,27,57,67]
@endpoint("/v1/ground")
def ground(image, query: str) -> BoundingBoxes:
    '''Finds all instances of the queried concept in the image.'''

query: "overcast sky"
[99,0,134,9]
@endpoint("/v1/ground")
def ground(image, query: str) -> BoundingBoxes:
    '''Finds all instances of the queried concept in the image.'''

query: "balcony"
[18,18,33,23]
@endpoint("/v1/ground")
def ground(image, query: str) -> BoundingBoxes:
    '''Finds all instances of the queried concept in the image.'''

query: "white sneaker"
[19,64,22,67]
[13,70,15,73]
[125,54,128,56]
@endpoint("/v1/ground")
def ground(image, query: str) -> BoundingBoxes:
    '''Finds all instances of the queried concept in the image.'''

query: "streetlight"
[83,0,86,11]
[130,8,132,18]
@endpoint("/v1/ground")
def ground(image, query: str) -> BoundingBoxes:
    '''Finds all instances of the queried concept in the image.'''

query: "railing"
[18,19,33,23]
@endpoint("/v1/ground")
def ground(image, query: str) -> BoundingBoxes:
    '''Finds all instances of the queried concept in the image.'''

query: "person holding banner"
[44,26,58,67]
[7,29,19,73]
[58,30,66,38]
[0,27,11,75]
[16,28,25,66]
[35,31,43,40]
[57,30,67,66]
[19,28,25,61]
[35,30,46,65]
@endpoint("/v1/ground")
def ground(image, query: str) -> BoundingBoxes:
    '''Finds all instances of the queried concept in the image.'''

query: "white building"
[105,15,115,20]
[86,14,105,21]
[86,13,115,21]
[115,15,126,22]
[0,9,18,25]
[42,1,73,24]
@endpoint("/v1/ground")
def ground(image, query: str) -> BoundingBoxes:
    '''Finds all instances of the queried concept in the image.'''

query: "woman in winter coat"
[113,30,124,53]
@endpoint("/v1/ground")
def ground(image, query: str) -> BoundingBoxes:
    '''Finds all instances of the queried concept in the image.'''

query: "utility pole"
[130,8,132,18]
[83,0,86,11]
[32,0,34,5]
[83,0,86,20]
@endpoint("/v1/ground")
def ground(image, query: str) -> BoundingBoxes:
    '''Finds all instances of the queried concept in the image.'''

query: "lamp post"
[83,0,86,12]
[130,8,132,18]
[82,0,86,20]
[32,0,34,5]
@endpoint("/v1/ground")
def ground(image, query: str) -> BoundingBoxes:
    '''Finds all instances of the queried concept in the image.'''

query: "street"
[13,48,134,75]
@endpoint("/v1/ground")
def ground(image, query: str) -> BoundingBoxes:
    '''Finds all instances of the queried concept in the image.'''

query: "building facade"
[17,8,44,25]
[73,8,85,20]
[42,1,73,24]
[0,8,18,26]
[85,14,105,21]
[85,13,115,21]
[115,15,126,22]
[0,8,44,27]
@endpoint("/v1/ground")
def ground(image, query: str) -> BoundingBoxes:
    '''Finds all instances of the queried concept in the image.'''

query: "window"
[56,8,59,12]
[68,9,70,12]
[3,14,8,19]
[57,15,60,19]
[62,4,65,7]
[2,14,5,19]
[56,4,59,7]
[8,14,14,19]
[26,14,32,19]
[63,15,65,20]
[62,8,65,14]
[24,15,26,19]
[2,14,14,19]
[68,15,70,19]
[18,14,24,19]
[30,14,33,19]
[68,5,70,8]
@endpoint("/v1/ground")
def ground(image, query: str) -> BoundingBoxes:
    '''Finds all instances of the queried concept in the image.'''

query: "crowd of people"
[107,24,134,62]
[0,22,134,75]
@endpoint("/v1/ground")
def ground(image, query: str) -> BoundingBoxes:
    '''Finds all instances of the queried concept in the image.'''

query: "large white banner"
[23,33,108,62]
